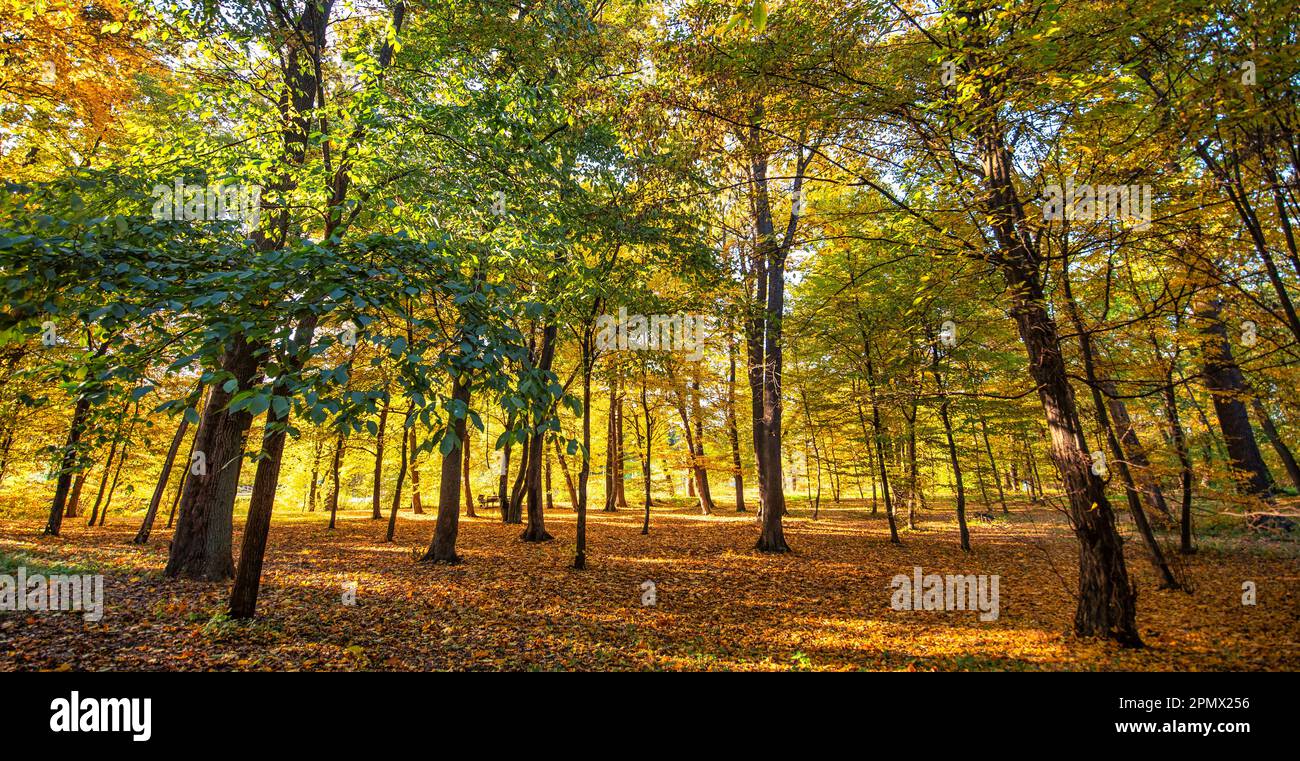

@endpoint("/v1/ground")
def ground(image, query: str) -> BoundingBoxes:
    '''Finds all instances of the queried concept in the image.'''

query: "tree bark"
[386,400,412,542]
[422,373,470,563]
[165,336,261,580]
[371,394,389,520]
[1195,296,1275,499]
[44,396,90,536]
[521,322,556,542]
[410,427,424,515]
[136,392,200,544]
[1251,397,1300,489]
[726,331,746,512]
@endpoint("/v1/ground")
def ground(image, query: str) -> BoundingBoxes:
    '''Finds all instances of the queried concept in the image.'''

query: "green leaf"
[752,0,767,33]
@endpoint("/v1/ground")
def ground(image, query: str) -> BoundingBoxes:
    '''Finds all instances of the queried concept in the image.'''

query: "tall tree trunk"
[307,436,323,513]
[88,419,124,527]
[672,371,714,515]
[326,427,346,530]
[165,337,261,580]
[545,452,554,512]
[639,372,653,535]
[603,376,619,512]
[1251,397,1300,489]
[964,71,1140,642]
[727,331,745,511]
[0,428,13,488]
[690,371,716,513]
[1162,381,1196,554]
[497,434,512,522]
[1195,296,1275,499]
[166,463,186,530]
[136,393,200,543]
[386,401,412,543]
[521,322,557,542]
[979,414,1008,513]
[615,396,629,509]
[410,427,424,515]
[863,336,899,543]
[929,338,969,551]
[230,315,319,617]
[461,426,473,517]
[971,432,991,509]
[422,373,470,563]
[1102,381,1172,522]
[574,336,593,570]
[855,390,879,515]
[229,395,292,617]
[904,397,919,530]
[1062,261,1180,590]
[371,395,389,520]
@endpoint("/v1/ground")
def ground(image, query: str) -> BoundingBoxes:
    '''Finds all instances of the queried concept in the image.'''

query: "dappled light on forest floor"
[2,499,1294,671]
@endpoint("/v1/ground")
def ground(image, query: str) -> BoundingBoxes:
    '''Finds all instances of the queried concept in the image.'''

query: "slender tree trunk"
[727,332,746,511]
[1103,381,1172,522]
[864,339,900,543]
[1195,296,1275,499]
[97,436,130,526]
[408,428,424,515]
[615,396,629,509]
[1062,262,1179,590]
[508,432,529,525]
[855,390,879,515]
[979,415,1008,513]
[574,337,593,570]
[327,427,346,530]
[690,371,716,512]
[640,372,653,535]
[461,426,473,516]
[371,395,389,520]
[930,341,969,551]
[545,452,554,512]
[166,462,186,530]
[672,372,715,515]
[230,315,319,616]
[603,376,619,512]
[971,432,991,509]
[554,438,578,510]
[904,399,919,530]
[1162,381,1195,554]
[497,434,512,522]
[0,428,13,489]
[136,396,199,543]
[966,84,1140,642]
[229,395,292,617]
[1251,397,1300,489]
[87,430,121,527]
[307,436,323,513]
[386,401,412,543]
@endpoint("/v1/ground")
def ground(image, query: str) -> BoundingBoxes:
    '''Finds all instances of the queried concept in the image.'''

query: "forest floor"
[0,496,1296,671]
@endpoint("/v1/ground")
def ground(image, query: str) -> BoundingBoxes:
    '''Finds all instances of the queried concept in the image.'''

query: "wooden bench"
[477,494,501,509]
